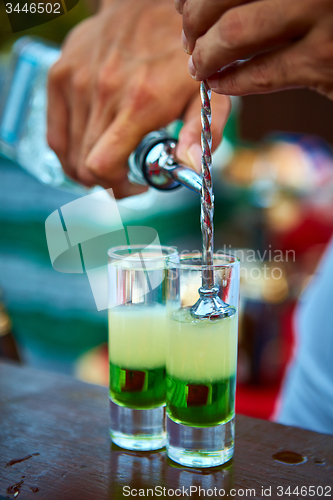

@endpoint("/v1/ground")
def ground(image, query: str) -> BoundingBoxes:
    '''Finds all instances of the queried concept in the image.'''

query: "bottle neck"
[0,54,9,103]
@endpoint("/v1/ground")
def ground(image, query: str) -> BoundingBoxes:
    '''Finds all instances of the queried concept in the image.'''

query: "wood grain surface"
[0,361,332,500]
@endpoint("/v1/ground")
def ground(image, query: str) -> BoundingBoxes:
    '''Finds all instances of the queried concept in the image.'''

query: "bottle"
[0,37,202,195]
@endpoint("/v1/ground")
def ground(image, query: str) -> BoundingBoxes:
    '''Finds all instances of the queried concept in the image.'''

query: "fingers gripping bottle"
[0,37,202,195]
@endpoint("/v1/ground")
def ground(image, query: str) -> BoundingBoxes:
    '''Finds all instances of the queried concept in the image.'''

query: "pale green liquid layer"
[109,305,167,370]
[109,362,166,410]
[166,374,236,427]
[167,308,238,382]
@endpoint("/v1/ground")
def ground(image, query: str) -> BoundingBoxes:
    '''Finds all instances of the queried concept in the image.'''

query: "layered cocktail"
[108,244,178,451]
[109,305,167,410]
[166,253,240,467]
[167,308,237,426]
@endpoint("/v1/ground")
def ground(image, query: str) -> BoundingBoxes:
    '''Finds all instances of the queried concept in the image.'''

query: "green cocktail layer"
[166,374,236,427]
[109,363,166,409]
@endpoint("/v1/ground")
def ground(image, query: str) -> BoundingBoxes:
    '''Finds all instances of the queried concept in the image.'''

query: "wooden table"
[1,361,332,500]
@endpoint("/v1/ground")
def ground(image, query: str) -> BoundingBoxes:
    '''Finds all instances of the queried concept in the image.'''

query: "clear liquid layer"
[166,375,235,427]
[109,363,166,409]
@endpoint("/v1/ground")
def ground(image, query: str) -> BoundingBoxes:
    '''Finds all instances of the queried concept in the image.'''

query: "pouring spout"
[161,163,202,194]
[128,129,202,193]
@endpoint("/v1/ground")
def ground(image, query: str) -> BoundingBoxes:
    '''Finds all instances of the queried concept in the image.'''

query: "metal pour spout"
[128,130,202,194]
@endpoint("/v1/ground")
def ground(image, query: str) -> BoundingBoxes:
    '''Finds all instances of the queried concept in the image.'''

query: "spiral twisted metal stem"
[190,82,234,319]
[200,81,214,290]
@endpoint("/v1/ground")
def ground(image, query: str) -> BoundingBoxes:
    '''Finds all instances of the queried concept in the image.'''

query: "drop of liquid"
[6,453,39,466]
[273,451,307,465]
[30,487,40,493]
[314,459,326,465]
[6,455,32,466]
[7,480,24,496]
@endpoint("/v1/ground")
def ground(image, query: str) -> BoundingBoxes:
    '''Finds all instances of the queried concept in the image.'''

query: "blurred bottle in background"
[0,38,73,189]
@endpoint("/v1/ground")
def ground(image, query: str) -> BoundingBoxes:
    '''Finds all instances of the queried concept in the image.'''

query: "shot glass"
[108,244,178,451]
[166,253,240,467]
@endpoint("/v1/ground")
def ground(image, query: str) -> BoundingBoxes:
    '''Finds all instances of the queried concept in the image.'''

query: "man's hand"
[47,0,230,198]
[177,0,333,100]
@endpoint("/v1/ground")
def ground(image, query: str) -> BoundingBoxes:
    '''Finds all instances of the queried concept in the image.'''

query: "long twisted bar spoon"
[200,80,214,289]
[190,82,234,320]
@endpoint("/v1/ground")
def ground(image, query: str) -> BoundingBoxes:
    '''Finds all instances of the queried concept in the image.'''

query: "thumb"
[175,91,231,173]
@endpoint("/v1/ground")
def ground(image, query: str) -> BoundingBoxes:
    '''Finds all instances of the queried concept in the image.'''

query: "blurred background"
[1,2,333,422]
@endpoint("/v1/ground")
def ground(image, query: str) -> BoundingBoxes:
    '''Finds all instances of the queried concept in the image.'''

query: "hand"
[47,0,230,198]
[177,0,333,100]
